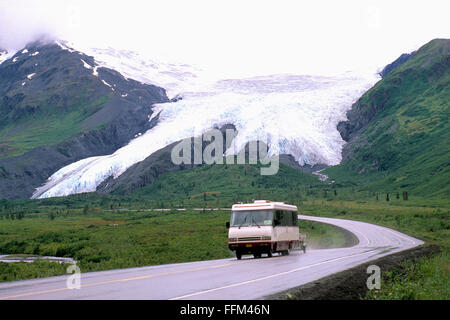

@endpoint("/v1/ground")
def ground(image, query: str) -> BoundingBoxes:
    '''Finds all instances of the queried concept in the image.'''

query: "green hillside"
[129,161,324,207]
[327,39,449,198]
[0,44,108,159]
[0,90,110,159]
[0,42,167,161]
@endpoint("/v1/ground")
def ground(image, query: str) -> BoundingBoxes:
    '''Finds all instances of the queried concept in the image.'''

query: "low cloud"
[0,0,447,76]
[0,0,69,50]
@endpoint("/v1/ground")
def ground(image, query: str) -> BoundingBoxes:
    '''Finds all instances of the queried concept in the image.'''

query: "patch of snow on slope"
[80,59,92,69]
[92,65,99,76]
[0,50,15,65]
[54,40,75,53]
[101,79,114,91]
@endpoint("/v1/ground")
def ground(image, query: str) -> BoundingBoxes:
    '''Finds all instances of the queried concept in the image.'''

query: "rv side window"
[275,210,288,226]
[285,210,294,226]
[282,211,288,226]
[274,210,298,226]
[275,210,282,225]
[292,211,298,226]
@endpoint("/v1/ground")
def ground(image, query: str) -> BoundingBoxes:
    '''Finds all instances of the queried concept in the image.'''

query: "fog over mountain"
[1,0,448,77]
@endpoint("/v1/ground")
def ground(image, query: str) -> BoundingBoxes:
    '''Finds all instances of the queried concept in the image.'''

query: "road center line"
[0,261,244,300]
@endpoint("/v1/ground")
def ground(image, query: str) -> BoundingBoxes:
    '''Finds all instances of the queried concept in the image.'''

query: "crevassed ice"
[32,72,379,199]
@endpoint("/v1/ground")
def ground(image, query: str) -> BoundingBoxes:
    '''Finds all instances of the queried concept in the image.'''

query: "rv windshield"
[230,210,274,227]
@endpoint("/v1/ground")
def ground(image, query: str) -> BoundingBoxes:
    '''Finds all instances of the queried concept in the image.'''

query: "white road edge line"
[169,247,379,300]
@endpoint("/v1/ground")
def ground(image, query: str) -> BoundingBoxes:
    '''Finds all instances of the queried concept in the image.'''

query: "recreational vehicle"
[226,200,306,259]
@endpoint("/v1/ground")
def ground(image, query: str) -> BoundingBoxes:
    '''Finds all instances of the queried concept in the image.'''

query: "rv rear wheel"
[253,253,261,259]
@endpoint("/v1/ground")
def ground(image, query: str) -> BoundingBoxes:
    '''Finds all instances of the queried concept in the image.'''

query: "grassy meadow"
[0,184,448,299]
[0,204,351,282]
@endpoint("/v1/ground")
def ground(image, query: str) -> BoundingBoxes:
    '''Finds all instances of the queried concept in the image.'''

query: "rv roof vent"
[254,200,271,204]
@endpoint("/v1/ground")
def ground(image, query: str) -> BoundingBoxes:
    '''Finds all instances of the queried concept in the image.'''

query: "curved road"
[0,215,423,300]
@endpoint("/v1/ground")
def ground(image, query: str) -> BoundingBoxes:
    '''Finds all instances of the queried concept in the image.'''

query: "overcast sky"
[0,0,448,77]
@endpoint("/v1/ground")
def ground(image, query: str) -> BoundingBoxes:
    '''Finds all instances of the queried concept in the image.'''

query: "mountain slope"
[378,52,415,78]
[95,124,323,197]
[128,161,324,207]
[0,41,167,159]
[0,41,169,199]
[329,39,449,197]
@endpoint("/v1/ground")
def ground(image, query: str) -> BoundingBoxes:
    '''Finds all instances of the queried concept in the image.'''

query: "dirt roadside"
[265,245,440,300]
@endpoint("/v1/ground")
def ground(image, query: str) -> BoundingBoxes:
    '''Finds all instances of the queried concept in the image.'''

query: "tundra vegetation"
[0,165,448,299]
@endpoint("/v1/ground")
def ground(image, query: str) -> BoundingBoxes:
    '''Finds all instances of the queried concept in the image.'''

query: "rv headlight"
[229,238,237,242]
[261,236,271,240]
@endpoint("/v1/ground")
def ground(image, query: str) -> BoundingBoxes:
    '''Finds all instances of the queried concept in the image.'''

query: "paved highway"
[0,215,423,300]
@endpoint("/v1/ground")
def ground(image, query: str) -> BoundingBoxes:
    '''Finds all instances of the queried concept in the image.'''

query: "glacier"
[32,44,380,199]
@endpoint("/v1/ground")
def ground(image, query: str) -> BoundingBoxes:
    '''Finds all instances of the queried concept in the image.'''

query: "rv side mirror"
[226,222,230,229]
[274,219,280,226]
